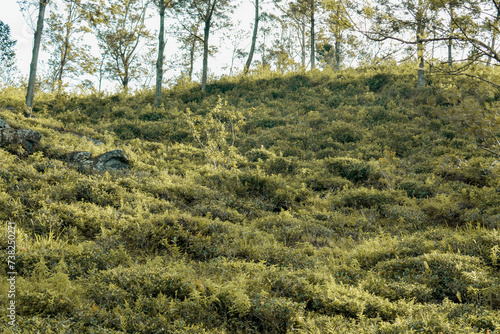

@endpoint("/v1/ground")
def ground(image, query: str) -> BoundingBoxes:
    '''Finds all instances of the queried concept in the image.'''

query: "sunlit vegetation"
[1,64,500,333]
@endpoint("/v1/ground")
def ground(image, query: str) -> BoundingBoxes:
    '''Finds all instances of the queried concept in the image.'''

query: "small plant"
[185,97,248,169]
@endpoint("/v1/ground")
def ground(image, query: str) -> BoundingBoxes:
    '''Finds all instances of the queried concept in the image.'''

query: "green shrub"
[245,146,274,162]
[397,180,435,198]
[325,157,372,182]
[333,187,405,209]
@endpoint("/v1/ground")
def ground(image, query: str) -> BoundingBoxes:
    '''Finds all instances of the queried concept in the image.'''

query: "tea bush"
[325,157,372,182]
[1,64,500,333]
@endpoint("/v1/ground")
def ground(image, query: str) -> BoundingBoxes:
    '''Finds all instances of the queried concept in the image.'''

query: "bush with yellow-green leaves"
[1,64,500,333]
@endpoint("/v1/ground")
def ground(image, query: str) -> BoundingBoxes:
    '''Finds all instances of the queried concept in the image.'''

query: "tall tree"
[310,0,316,68]
[152,0,174,107]
[363,0,443,87]
[485,0,500,66]
[275,0,308,67]
[224,26,248,75]
[275,0,319,69]
[244,0,260,74]
[45,0,96,93]
[85,0,152,93]
[19,0,50,115]
[173,10,204,81]
[459,0,500,65]
[322,0,352,70]
[177,0,234,92]
[0,21,18,86]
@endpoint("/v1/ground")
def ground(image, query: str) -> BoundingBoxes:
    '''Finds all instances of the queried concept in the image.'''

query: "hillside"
[1,64,499,333]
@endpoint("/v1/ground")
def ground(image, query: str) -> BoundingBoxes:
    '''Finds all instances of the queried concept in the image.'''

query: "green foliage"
[1,65,500,333]
[186,97,248,169]
[0,21,16,86]
[325,157,372,182]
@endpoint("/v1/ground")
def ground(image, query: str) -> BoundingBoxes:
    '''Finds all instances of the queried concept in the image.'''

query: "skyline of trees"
[2,0,499,100]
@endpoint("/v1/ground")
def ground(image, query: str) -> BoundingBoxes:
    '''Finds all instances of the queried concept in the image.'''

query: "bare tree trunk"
[122,62,129,94]
[448,37,452,68]
[202,17,211,92]
[448,3,453,68]
[55,26,70,94]
[189,38,195,80]
[487,34,496,66]
[301,19,306,67]
[98,57,104,94]
[310,0,315,69]
[335,34,340,70]
[487,15,498,66]
[416,7,425,88]
[26,0,49,115]
[155,0,166,107]
[244,0,259,74]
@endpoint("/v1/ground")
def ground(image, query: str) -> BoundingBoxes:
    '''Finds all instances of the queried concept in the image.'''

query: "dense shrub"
[1,65,500,333]
[325,157,372,182]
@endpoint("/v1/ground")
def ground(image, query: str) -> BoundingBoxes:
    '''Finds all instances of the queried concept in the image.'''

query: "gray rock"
[0,128,42,155]
[0,119,10,129]
[86,137,103,146]
[92,149,129,171]
[64,149,129,172]
[65,151,92,163]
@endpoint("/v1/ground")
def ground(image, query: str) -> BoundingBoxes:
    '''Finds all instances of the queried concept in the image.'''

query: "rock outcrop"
[0,119,42,155]
[0,119,11,129]
[92,150,129,171]
[0,118,128,171]
[64,149,129,171]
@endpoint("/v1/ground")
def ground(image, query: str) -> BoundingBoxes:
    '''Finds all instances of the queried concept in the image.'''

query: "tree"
[85,0,152,93]
[152,0,175,107]
[19,0,50,115]
[45,0,96,93]
[363,0,444,87]
[256,12,275,67]
[322,0,352,70]
[274,0,320,69]
[0,21,18,86]
[310,0,316,68]
[275,0,309,67]
[224,26,248,75]
[244,0,260,74]
[172,8,204,81]
[449,0,500,66]
[177,0,234,92]
[484,0,500,66]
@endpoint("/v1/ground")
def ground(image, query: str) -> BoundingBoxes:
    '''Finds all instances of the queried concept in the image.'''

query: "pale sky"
[1,0,257,91]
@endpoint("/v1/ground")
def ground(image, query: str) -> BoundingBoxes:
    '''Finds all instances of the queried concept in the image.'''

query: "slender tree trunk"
[430,30,435,74]
[244,0,259,74]
[448,37,452,68]
[448,3,453,68]
[55,3,74,94]
[123,64,129,94]
[310,0,315,69]
[202,17,211,93]
[155,0,166,107]
[416,7,425,88]
[335,32,340,70]
[487,15,498,66]
[189,38,195,81]
[486,34,496,66]
[301,19,306,67]
[56,35,69,94]
[26,0,49,115]
[98,57,104,94]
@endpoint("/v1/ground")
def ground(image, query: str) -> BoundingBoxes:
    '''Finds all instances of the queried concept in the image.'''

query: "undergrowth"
[1,63,499,333]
